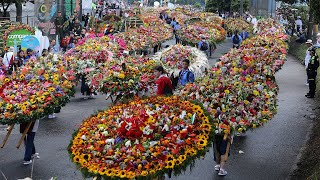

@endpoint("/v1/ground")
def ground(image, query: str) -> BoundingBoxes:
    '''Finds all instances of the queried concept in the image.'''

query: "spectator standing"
[54,11,64,43]
[305,39,313,85]
[295,16,303,33]
[305,47,319,98]
[240,30,249,41]
[174,22,181,44]
[17,50,25,65]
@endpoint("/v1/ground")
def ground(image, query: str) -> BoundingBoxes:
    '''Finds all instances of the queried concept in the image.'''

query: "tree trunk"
[307,1,313,40]
[15,1,23,23]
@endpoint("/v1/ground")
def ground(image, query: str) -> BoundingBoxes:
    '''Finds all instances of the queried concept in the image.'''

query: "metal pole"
[307,0,313,39]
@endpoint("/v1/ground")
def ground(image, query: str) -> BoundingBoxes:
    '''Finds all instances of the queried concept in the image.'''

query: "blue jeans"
[24,132,36,161]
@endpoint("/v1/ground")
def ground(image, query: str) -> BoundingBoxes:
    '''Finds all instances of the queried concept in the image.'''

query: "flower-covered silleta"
[177,20,226,46]
[0,54,75,125]
[178,19,288,134]
[224,18,253,33]
[68,96,213,179]
[153,44,209,77]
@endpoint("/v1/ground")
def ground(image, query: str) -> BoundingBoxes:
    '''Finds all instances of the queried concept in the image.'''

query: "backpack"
[163,83,173,95]
[233,35,240,44]
[200,41,209,51]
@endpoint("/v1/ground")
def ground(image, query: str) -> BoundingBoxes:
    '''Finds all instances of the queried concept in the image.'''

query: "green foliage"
[205,0,249,13]
[175,0,205,6]
[194,2,202,9]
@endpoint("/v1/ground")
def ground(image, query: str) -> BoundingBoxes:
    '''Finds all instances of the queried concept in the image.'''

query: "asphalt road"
[0,40,315,180]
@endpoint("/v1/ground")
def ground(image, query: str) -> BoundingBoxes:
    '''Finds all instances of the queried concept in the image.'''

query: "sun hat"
[306,39,313,44]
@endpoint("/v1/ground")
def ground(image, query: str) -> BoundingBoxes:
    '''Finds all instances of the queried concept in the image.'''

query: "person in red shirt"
[154,65,173,95]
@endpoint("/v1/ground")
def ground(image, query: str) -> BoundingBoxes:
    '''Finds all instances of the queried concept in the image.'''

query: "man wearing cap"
[306,47,319,98]
[305,39,313,85]
[55,11,64,43]
[295,16,302,33]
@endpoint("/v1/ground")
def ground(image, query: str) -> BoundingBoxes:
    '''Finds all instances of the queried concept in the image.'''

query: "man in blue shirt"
[178,59,195,86]
[198,36,209,56]
[174,22,180,44]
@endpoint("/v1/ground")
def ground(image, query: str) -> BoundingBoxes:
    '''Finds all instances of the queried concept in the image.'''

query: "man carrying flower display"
[306,47,319,98]
[198,36,209,56]
[20,120,40,165]
[178,59,195,86]
[214,132,232,176]
[154,65,173,95]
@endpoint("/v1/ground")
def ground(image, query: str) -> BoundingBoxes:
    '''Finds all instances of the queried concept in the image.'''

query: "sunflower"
[140,170,148,176]
[98,167,107,175]
[166,154,174,161]
[197,139,207,147]
[166,160,175,169]
[179,155,186,162]
[113,169,120,177]
[6,104,12,110]
[174,159,182,166]
[4,78,10,83]
[105,169,113,176]
[119,170,127,178]
[19,74,25,80]
[73,155,80,163]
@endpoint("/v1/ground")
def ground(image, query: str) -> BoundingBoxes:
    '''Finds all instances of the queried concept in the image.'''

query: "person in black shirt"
[306,47,319,98]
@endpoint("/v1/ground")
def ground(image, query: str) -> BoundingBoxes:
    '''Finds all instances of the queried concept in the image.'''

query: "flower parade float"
[86,57,156,104]
[224,18,253,33]
[176,20,226,46]
[0,54,75,148]
[153,44,209,78]
[178,18,289,135]
[68,96,213,179]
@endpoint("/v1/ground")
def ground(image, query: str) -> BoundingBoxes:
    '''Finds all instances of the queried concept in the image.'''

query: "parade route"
[0,34,316,179]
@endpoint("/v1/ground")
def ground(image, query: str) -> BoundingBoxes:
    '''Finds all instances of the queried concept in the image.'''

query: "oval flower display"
[68,96,213,179]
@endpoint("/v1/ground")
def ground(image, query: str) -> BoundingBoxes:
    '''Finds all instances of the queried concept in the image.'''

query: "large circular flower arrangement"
[178,19,288,134]
[177,20,226,46]
[0,54,75,125]
[64,35,127,75]
[224,18,252,33]
[87,57,156,103]
[68,96,213,179]
[153,44,209,77]
[2,23,35,51]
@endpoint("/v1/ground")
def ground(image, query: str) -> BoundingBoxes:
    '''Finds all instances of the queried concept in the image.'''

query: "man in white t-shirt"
[295,16,303,33]
[3,47,14,69]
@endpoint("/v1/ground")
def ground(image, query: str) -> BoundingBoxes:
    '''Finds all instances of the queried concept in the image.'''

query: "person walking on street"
[213,129,233,176]
[20,120,40,165]
[198,36,209,56]
[306,47,319,98]
[295,16,302,33]
[54,11,64,43]
[304,39,313,85]
[174,22,181,44]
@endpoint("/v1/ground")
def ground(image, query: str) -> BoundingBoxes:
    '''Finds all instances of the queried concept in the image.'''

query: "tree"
[230,0,249,12]
[15,0,22,22]
[0,0,12,18]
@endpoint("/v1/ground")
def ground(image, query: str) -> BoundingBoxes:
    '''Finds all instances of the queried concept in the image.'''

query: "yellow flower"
[224,89,230,94]
[119,170,127,178]
[253,90,260,96]
[105,169,114,176]
[19,74,25,79]
[197,139,208,147]
[179,155,186,162]
[244,100,249,105]
[166,160,175,169]
[73,155,80,163]
[4,78,10,83]
[118,73,125,79]
[140,170,148,176]
[6,104,12,110]
[166,154,174,161]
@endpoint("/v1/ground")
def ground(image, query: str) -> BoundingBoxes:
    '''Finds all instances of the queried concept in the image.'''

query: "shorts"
[213,134,231,162]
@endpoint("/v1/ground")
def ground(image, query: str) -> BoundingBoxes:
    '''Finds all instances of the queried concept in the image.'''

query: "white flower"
[81,135,87,140]
[125,140,131,147]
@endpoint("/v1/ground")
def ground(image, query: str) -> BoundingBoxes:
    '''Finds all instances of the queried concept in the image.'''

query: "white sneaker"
[83,96,88,100]
[23,160,32,165]
[218,169,227,176]
[48,114,56,119]
[32,153,40,159]
[214,164,220,171]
